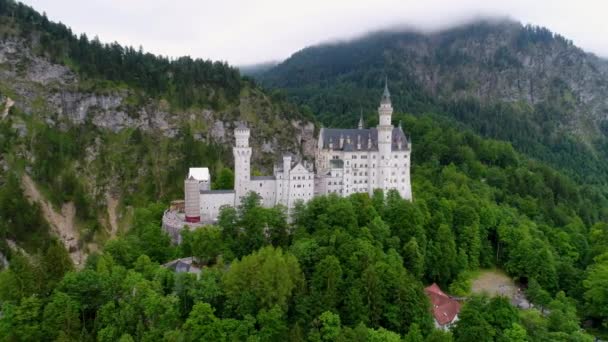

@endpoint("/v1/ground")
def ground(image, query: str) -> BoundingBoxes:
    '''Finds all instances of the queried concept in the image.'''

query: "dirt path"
[106,193,119,237]
[21,174,85,267]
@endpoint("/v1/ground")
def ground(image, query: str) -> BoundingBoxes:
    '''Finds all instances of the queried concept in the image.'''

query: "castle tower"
[233,123,252,203]
[377,77,393,190]
[283,154,292,177]
[184,168,209,222]
[184,176,200,222]
[279,154,292,207]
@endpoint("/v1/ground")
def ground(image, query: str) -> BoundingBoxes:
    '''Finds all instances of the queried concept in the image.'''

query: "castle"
[164,82,411,237]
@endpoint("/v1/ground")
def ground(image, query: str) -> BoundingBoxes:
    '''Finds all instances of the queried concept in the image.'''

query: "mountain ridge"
[258,19,608,186]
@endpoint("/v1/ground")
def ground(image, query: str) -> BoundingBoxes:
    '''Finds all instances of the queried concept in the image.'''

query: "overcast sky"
[20,0,608,66]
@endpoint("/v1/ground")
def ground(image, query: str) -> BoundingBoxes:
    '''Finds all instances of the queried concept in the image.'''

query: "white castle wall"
[249,179,277,207]
[178,83,412,226]
[285,164,314,209]
[200,191,235,222]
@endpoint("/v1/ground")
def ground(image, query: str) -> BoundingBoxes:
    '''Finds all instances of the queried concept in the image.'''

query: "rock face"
[293,120,316,157]
[0,37,317,255]
[396,23,608,126]
[0,38,316,164]
[21,174,84,267]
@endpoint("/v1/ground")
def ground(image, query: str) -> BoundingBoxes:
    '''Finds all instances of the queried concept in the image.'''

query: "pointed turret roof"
[358,110,364,129]
[381,76,391,104]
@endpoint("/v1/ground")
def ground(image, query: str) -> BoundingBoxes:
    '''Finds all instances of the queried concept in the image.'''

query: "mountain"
[0,2,607,340]
[259,19,608,186]
[0,0,315,261]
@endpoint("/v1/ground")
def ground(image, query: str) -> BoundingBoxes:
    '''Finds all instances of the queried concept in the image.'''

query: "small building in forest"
[163,257,202,276]
[425,283,461,330]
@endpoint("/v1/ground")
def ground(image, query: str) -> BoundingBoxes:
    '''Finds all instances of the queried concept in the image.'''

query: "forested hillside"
[259,20,608,186]
[1,1,608,341]
[0,0,315,261]
[1,113,607,340]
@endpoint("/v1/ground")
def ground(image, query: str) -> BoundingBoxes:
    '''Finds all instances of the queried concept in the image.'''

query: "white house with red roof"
[425,283,461,330]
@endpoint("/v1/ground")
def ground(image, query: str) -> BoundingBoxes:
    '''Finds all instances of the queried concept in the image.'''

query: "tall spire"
[358,108,364,129]
[384,75,389,94]
[381,76,391,104]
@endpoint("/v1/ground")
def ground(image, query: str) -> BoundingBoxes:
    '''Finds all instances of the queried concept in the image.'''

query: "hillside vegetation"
[1,113,607,340]
[0,0,315,257]
[0,1,607,340]
[260,20,608,186]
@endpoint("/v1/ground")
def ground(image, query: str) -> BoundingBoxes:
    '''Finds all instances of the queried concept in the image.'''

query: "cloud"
[21,0,608,65]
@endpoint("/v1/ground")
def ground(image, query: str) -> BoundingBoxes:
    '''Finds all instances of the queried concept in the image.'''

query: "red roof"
[425,283,461,326]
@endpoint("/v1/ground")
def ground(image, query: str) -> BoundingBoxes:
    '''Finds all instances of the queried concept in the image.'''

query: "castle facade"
[180,82,411,224]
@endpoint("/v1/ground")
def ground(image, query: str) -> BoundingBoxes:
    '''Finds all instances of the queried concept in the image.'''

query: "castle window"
[353,155,357,159]
[260,183,263,187]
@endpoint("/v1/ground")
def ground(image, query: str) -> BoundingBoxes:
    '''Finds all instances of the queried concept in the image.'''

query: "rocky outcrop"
[21,174,84,267]
[397,23,608,126]
[0,38,316,162]
[263,20,608,141]
[0,36,317,256]
[292,120,316,158]
[1,96,13,119]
